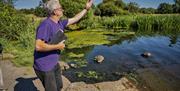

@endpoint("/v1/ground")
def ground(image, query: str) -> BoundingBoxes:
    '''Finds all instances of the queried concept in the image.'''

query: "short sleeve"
[36,23,50,42]
[58,19,68,31]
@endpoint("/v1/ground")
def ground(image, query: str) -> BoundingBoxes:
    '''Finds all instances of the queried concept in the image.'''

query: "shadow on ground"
[14,77,38,91]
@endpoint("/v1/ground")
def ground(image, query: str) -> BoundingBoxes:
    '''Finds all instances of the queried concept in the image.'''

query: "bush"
[59,0,86,17]
[34,6,47,17]
[78,10,102,29]
[98,2,120,16]
[0,2,29,40]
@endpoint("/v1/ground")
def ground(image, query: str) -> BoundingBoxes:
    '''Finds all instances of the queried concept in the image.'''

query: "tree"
[96,0,127,16]
[0,1,29,40]
[98,2,120,16]
[175,0,180,5]
[139,8,156,14]
[115,0,126,9]
[103,0,116,3]
[33,1,48,17]
[0,0,16,15]
[94,7,101,16]
[19,8,35,14]
[125,2,139,13]
[173,0,180,13]
[59,0,87,17]
[0,0,17,7]
[157,3,173,14]
[34,6,47,17]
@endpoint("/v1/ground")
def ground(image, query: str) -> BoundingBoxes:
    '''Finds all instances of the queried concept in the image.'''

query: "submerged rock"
[94,55,104,63]
[69,63,78,68]
[141,52,152,58]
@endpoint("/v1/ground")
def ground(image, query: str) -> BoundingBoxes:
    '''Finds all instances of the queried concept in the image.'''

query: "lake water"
[87,35,180,68]
[63,34,180,91]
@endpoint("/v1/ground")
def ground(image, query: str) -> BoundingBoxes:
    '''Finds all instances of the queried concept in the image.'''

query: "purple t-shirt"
[33,17,68,72]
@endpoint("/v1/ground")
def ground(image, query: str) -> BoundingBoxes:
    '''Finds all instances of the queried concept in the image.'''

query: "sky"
[14,0,175,9]
[123,0,175,8]
[14,0,41,9]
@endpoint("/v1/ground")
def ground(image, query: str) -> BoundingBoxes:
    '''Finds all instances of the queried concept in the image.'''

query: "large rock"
[141,52,152,58]
[1,61,140,91]
[94,55,104,63]
[94,77,138,91]
[62,75,71,91]
[65,77,139,91]
[65,82,99,91]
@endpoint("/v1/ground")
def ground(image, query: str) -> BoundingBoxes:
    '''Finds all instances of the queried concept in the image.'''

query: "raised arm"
[67,0,93,26]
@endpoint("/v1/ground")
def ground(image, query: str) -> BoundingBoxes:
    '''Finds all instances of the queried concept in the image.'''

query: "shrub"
[0,2,30,40]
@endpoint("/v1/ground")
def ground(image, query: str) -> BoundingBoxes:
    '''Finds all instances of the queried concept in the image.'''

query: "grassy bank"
[134,14,180,32]
[1,14,180,67]
[92,14,180,32]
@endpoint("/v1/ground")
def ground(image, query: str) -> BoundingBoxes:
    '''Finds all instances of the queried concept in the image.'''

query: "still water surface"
[63,34,180,90]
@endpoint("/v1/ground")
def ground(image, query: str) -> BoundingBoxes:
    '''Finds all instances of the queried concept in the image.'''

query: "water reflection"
[169,35,178,47]
[63,34,180,86]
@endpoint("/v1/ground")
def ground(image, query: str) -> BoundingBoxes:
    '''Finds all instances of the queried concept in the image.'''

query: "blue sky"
[14,0,175,9]
[14,0,41,9]
[123,0,174,8]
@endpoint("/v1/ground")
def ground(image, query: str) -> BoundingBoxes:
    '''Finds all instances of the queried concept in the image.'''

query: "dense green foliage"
[34,6,47,17]
[125,2,139,13]
[100,15,134,29]
[157,3,173,14]
[19,8,35,14]
[0,2,39,66]
[59,0,86,17]
[134,15,180,32]
[173,0,180,13]
[94,0,179,16]
[0,2,29,40]
[96,15,180,32]
[17,0,180,18]
[98,2,120,16]
[96,0,128,16]
[139,8,156,14]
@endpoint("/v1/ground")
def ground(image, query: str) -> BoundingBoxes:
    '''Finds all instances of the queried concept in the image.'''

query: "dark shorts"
[34,63,62,91]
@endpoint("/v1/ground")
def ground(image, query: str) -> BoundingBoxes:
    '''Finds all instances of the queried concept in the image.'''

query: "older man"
[33,0,93,91]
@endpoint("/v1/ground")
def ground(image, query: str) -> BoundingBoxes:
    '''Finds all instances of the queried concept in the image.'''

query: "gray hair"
[44,0,60,14]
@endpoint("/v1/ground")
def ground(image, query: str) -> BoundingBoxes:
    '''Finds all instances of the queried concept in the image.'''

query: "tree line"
[94,0,180,16]
[16,0,180,17]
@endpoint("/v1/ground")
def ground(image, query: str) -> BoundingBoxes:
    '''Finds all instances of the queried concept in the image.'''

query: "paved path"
[0,61,44,91]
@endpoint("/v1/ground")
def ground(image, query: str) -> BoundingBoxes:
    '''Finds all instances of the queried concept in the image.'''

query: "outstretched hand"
[85,0,93,10]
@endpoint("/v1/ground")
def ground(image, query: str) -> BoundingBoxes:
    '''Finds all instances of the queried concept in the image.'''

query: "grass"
[2,14,179,67]
[97,14,180,33]
[100,15,135,29]
[135,14,180,32]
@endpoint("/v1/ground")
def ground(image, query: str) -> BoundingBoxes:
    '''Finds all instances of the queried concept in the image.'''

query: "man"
[33,0,93,91]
